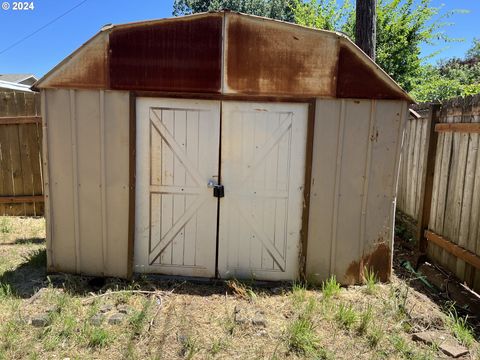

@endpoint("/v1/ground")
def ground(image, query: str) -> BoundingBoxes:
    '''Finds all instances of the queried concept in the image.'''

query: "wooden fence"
[397,94,480,292]
[0,91,44,216]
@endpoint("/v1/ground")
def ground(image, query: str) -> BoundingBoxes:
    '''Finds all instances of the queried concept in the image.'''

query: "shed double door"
[134,98,307,280]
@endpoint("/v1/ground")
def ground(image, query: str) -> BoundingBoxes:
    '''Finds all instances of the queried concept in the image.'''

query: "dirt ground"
[0,216,478,359]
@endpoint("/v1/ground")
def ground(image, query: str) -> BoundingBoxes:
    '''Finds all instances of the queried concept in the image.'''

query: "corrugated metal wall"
[42,89,130,278]
[42,91,407,282]
[306,99,407,285]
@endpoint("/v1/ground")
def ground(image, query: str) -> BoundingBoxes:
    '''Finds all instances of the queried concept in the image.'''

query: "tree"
[172,0,295,22]
[466,38,480,61]
[290,0,352,31]
[411,39,480,102]
[292,0,462,92]
[355,0,376,59]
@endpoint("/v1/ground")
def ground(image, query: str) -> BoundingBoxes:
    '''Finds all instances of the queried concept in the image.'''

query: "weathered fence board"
[397,104,430,220]
[0,91,43,216]
[398,94,480,292]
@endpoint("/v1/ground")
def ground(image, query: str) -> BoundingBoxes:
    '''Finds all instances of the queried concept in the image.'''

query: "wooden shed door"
[135,99,307,280]
[218,102,308,280]
[134,98,220,277]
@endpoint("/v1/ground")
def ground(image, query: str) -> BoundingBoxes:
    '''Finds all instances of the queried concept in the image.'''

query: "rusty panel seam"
[329,100,346,275]
[360,100,375,263]
[41,91,54,270]
[70,89,80,273]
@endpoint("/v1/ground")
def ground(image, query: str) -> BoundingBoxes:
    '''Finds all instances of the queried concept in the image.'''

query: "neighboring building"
[0,80,34,93]
[36,11,412,283]
[0,74,38,86]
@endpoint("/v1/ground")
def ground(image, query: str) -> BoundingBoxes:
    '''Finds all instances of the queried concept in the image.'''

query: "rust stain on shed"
[109,14,223,93]
[40,33,108,89]
[336,42,408,100]
[36,11,412,102]
[225,13,338,97]
[344,242,391,284]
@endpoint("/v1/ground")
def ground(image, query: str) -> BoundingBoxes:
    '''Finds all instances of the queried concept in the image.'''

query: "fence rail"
[0,91,44,216]
[397,94,480,292]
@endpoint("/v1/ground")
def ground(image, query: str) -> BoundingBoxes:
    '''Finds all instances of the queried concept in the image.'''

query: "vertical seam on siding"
[70,90,81,273]
[391,102,408,263]
[100,90,107,275]
[394,102,408,201]
[360,101,375,265]
[41,91,54,269]
[329,100,346,276]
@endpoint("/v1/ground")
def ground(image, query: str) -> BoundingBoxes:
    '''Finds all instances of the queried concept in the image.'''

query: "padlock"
[213,184,224,198]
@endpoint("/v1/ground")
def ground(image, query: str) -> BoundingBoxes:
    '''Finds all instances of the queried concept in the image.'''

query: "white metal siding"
[306,99,407,284]
[42,89,130,278]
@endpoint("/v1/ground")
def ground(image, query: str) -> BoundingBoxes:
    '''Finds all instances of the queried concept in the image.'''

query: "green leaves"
[172,0,295,21]
[291,0,352,31]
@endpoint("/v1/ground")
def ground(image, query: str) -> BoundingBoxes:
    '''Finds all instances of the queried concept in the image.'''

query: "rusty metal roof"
[35,11,412,102]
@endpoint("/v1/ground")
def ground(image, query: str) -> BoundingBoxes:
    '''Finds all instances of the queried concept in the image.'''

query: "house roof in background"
[0,80,34,92]
[0,74,38,84]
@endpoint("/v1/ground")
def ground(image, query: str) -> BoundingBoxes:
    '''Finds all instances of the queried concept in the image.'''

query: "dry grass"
[0,216,478,359]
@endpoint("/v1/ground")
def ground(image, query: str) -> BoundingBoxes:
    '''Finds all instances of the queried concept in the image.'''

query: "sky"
[0,0,478,78]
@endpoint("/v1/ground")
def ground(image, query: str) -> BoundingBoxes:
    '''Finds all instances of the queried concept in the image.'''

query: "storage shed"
[36,11,412,284]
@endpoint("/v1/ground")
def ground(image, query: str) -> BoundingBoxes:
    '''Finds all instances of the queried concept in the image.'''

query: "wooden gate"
[0,91,43,216]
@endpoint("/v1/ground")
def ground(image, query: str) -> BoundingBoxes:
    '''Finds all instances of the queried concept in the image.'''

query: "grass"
[0,217,477,359]
[0,217,12,234]
[445,305,475,348]
[291,282,307,307]
[363,267,378,294]
[335,303,358,330]
[286,285,322,356]
[128,299,151,335]
[87,327,112,348]
[286,315,319,356]
[367,328,383,348]
[179,334,199,359]
[321,275,341,299]
[357,304,373,335]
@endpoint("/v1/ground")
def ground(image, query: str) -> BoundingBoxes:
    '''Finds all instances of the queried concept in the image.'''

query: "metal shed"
[36,11,412,284]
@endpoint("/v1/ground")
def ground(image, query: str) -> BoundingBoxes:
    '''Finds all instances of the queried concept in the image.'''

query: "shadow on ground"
[0,248,46,297]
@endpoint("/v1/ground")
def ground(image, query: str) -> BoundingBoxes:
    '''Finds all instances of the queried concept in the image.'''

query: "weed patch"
[335,303,357,330]
[445,305,475,348]
[362,267,378,295]
[321,275,341,299]
[87,327,112,348]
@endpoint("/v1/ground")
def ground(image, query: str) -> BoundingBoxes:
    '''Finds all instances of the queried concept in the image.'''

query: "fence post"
[416,103,441,252]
